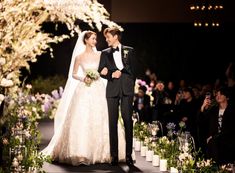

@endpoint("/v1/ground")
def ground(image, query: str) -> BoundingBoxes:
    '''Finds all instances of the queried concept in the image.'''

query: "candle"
[170,167,179,173]
[160,159,167,172]
[152,155,160,166]
[146,150,154,161]
[133,137,136,148]
[134,140,141,151]
[140,146,147,156]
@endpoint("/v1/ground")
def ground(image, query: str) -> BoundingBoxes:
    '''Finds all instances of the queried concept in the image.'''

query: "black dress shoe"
[111,157,118,166]
[126,156,134,166]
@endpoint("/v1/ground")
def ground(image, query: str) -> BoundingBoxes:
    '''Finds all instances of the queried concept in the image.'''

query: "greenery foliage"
[0,86,52,172]
[31,75,66,94]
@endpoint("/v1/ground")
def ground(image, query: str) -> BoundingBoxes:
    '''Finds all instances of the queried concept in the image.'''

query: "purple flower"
[166,122,176,130]
[51,90,60,100]
[43,101,52,113]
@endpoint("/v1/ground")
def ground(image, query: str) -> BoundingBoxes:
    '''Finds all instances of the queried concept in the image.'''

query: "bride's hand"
[84,76,92,85]
[101,67,108,75]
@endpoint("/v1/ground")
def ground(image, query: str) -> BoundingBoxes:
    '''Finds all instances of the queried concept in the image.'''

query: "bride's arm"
[72,55,85,82]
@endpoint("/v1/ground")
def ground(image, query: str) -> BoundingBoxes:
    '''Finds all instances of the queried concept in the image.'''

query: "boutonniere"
[123,49,129,58]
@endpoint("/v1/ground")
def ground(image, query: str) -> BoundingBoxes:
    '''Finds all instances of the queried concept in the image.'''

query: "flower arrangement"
[0,85,51,172]
[133,122,151,142]
[36,87,63,119]
[196,159,219,173]
[166,122,177,139]
[178,151,195,173]
[157,137,178,160]
[84,69,100,87]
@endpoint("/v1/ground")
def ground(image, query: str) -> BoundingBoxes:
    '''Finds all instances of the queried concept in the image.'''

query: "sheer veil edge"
[41,31,88,155]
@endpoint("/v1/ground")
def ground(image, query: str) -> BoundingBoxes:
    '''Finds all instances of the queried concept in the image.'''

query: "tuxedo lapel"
[107,48,117,68]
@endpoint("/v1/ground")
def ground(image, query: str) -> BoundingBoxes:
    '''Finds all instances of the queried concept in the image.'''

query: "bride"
[41,30,126,165]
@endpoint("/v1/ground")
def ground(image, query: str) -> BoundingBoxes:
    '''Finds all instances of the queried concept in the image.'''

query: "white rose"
[0,94,5,104]
[24,130,31,138]
[0,78,14,87]
[32,107,37,112]
[0,58,6,65]
[6,72,15,79]
[26,84,32,89]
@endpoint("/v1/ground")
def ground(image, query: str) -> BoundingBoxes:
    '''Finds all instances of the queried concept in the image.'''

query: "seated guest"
[133,85,151,123]
[175,87,200,143]
[151,81,168,122]
[200,86,235,164]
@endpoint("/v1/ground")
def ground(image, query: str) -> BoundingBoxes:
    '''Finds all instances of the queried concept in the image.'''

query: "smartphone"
[205,92,211,99]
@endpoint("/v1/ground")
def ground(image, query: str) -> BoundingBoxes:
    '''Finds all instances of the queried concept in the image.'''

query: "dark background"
[29,22,235,84]
[28,0,235,85]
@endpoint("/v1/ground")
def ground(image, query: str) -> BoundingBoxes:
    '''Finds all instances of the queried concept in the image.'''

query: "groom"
[98,27,137,166]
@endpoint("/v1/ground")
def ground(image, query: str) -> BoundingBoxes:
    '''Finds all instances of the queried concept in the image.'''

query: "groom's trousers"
[107,95,134,158]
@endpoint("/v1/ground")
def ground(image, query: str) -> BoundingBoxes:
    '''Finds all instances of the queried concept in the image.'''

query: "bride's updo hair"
[83,30,96,44]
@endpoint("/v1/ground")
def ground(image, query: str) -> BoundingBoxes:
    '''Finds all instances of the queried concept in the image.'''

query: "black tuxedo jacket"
[98,45,137,97]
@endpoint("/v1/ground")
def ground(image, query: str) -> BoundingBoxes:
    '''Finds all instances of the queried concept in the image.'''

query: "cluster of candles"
[189,1,224,27]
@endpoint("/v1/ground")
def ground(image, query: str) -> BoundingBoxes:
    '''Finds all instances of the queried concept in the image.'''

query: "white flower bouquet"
[84,69,100,87]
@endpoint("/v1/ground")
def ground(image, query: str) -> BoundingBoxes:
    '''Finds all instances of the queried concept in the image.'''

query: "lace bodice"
[73,54,101,82]
[80,58,99,72]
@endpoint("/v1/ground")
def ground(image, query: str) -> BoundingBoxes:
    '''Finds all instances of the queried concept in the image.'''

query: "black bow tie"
[111,47,119,53]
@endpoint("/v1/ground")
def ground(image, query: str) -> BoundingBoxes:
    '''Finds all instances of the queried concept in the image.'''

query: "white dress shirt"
[113,44,124,70]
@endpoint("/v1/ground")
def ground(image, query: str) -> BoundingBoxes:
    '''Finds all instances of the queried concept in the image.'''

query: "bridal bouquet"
[84,69,100,87]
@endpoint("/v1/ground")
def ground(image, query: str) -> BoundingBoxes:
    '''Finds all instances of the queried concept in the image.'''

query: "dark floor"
[39,119,163,173]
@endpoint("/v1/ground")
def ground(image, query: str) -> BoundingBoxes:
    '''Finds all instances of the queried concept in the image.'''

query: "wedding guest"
[133,85,151,123]
[200,86,235,164]
[176,87,200,141]
[151,80,168,122]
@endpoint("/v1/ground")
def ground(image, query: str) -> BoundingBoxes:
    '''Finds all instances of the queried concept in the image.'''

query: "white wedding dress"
[41,56,126,165]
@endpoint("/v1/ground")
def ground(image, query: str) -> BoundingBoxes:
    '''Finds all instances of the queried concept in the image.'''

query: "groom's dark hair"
[103,27,122,41]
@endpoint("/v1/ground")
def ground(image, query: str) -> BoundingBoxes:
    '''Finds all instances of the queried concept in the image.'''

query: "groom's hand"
[112,70,122,78]
[100,67,108,75]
